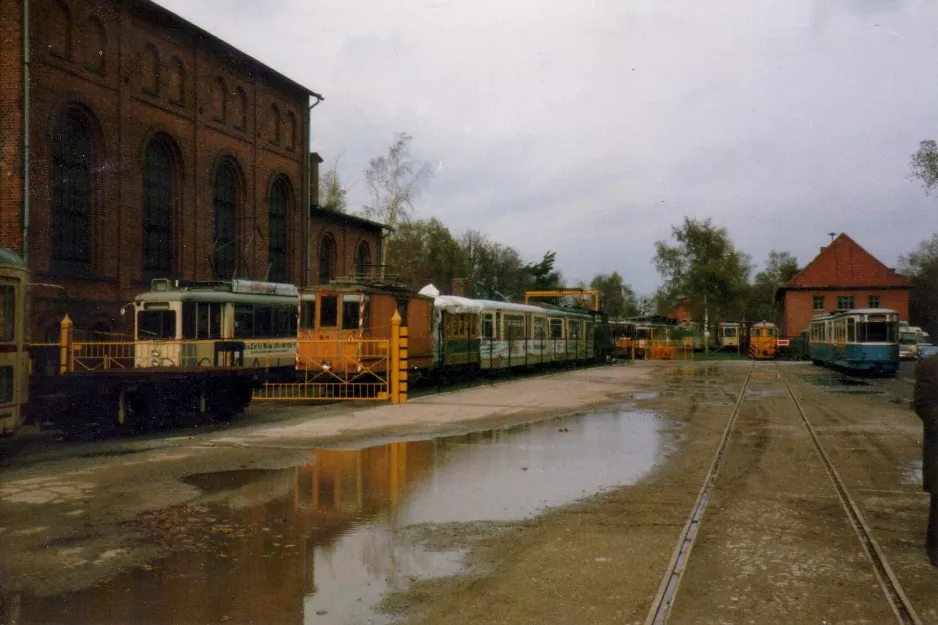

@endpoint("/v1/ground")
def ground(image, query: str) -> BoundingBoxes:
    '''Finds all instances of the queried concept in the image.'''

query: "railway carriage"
[717,321,742,350]
[297,279,434,379]
[748,321,778,360]
[432,296,595,372]
[0,249,29,435]
[809,308,899,376]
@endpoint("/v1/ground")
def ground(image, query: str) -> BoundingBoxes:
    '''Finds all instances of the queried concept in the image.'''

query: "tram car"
[633,323,669,359]
[297,278,434,379]
[748,321,778,360]
[432,295,596,373]
[0,249,29,435]
[717,321,742,350]
[134,278,299,372]
[808,308,900,376]
[672,321,703,351]
[608,320,636,358]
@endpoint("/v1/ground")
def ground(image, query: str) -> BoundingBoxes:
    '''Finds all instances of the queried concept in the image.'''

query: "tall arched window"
[318,234,336,284]
[168,56,185,105]
[234,87,247,130]
[143,140,173,273]
[268,177,290,282]
[51,113,92,264]
[268,104,281,145]
[83,17,105,73]
[285,112,297,151]
[355,241,371,275]
[212,77,227,123]
[141,43,160,95]
[213,163,238,279]
[48,0,72,59]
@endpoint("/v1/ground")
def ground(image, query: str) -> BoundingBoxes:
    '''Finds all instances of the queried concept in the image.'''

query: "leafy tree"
[899,235,938,339]
[910,140,938,196]
[590,272,640,319]
[320,156,348,213]
[387,218,462,291]
[362,133,434,275]
[653,217,751,322]
[524,251,564,291]
[745,250,799,322]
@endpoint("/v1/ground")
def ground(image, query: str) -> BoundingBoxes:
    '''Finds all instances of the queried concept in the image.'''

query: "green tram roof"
[0,248,27,268]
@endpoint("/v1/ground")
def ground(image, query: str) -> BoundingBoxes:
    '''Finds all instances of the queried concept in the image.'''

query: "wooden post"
[390,311,401,404]
[59,314,73,374]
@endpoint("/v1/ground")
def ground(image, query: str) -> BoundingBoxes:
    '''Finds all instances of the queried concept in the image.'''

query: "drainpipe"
[21,0,30,261]
[305,92,324,287]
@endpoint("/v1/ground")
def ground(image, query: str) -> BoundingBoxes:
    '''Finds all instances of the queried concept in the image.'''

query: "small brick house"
[778,234,911,338]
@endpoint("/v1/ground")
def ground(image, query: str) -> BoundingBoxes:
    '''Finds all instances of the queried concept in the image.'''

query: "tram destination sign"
[777,339,790,347]
[231,279,298,297]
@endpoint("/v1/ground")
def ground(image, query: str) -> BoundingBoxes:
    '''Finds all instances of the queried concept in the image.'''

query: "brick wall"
[782,289,910,337]
[3,0,328,338]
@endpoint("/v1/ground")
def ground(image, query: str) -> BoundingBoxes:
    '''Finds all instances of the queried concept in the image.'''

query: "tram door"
[0,267,27,434]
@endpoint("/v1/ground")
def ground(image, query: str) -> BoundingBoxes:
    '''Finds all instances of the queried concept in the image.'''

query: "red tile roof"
[782,233,911,289]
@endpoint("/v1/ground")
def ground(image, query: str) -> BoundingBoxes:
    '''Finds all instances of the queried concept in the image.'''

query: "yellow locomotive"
[748,321,779,360]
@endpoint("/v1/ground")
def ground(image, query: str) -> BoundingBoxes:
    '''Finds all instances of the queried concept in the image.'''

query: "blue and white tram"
[808,308,899,376]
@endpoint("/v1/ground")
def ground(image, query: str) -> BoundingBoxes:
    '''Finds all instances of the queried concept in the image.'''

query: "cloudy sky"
[157,0,938,294]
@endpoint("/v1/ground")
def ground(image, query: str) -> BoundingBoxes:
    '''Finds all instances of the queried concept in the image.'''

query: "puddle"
[9,409,665,625]
[744,388,779,398]
[627,391,676,400]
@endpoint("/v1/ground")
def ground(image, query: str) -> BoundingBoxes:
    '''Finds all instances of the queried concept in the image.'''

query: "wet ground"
[2,360,937,624]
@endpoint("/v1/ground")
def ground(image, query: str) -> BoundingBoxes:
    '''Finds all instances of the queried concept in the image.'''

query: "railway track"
[643,363,922,625]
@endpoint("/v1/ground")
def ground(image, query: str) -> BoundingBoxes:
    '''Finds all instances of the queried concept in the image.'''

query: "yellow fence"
[638,340,695,361]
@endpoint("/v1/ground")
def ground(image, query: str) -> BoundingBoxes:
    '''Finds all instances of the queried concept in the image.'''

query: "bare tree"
[362,133,434,275]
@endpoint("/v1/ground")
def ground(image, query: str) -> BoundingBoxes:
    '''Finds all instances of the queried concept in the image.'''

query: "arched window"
[143,140,173,273]
[234,87,247,130]
[213,163,238,279]
[168,56,185,105]
[141,43,160,95]
[285,112,297,151]
[318,234,336,284]
[212,77,227,123]
[268,104,281,145]
[51,113,92,264]
[83,17,105,73]
[47,0,72,58]
[355,241,371,275]
[268,177,291,282]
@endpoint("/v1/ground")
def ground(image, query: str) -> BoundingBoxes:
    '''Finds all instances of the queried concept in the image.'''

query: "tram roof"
[0,248,26,268]
[810,307,898,320]
[434,295,591,317]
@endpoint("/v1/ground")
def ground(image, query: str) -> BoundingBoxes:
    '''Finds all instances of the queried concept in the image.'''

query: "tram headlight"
[320,360,332,371]
[151,358,160,366]
[151,349,159,357]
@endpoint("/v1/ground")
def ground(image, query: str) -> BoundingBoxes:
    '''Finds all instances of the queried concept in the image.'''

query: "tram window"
[254,306,273,337]
[0,285,14,342]
[506,315,524,340]
[567,320,580,340]
[549,318,564,339]
[481,314,494,339]
[723,327,737,337]
[320,296,338,327]
[342,301,359,331]
[195,303,221,339]
[0,366,12,403]
[182,302,197,340]
[275,306,297,337]
[138,310,176,339]
[859,321,891,342]
[534,318,547,339]
[752,329,762,337]
[301,301,316,330]
[234,304,254,338]
[768,328,777,337]
[847,318,856,343]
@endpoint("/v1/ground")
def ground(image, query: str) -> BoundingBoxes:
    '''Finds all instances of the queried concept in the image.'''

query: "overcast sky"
[156,0,938,295]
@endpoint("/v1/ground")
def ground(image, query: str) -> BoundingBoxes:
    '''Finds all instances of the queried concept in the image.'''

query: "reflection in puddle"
[11,409,664,625]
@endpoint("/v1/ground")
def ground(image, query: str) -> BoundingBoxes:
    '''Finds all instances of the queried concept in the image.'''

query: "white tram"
[134,278,298,372]
[0,249,29,435]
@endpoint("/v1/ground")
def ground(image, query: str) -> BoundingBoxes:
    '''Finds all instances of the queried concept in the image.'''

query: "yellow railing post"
[399,324,408,404]
[59,314,73,374]
[390,311,401,404]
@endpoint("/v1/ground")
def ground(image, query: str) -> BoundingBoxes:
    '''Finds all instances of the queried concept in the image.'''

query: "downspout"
[22,0,30,261]
[306,92,323,287]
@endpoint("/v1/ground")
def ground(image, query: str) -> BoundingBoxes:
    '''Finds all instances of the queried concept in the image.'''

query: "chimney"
[309,152,324,206]
[452,278,466,297]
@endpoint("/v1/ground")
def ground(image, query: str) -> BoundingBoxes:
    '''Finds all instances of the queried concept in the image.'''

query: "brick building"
[778,233,911,337]
[0,0,382,340]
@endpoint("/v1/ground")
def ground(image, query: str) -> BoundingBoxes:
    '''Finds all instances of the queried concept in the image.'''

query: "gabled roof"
[781,233,911,289]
